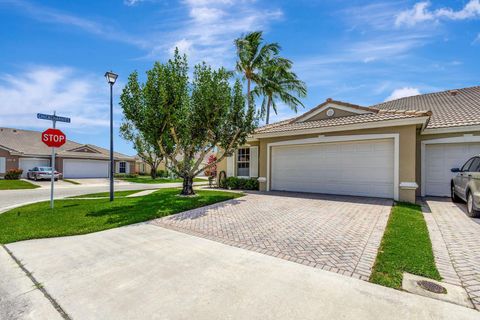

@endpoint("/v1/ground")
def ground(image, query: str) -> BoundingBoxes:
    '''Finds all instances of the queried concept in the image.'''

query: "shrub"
[4,168,23,180]
[157,170,169,178]
[114,173,138,179]
[223,177,259,190]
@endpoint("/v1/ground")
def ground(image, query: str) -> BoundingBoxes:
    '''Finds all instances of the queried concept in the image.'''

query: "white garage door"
[63,159,109,178]
[19,158,50,177]
[425,143,480,196]
[271,139,395,198]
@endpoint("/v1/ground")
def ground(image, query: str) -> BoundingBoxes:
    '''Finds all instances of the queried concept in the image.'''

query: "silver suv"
[451,156,480,217]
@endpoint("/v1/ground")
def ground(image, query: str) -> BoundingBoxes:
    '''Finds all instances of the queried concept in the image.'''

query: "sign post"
[38,112,70,209]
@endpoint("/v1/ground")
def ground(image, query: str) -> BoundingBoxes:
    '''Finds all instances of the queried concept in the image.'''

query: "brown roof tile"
[0,127,134,160]
[255,110,430,135]
[372,86,480,129]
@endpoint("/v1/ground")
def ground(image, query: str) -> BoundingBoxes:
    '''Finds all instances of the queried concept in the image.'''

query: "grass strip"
[370,202,441,288]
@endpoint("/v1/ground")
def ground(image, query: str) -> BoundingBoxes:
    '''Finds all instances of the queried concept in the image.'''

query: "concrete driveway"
[3,223,479,320]
[154,192,392,280]
[426,198,480,310]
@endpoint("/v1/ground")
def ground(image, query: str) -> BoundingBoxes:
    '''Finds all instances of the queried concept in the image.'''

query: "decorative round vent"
[326,109,335,117]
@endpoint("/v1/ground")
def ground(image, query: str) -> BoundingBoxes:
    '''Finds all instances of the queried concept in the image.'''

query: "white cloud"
[396,0,480,27]
[0,66,112,130]
[169,39,193,56]
[385,87,421,101]
[158,0,283,66]
[124,0,143,6]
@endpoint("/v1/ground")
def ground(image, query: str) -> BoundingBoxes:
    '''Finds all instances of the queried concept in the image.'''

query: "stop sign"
[41,128,66,148]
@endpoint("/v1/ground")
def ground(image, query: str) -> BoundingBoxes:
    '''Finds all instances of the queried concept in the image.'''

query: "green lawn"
[68,190,141,198]
[370,202,441,288]
[0,188,242,244]
[0,179,40,190]
[119,176,206,184]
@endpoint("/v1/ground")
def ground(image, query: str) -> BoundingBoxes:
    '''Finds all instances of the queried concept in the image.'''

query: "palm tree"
[253,57,307,124]
[234,31,280,108]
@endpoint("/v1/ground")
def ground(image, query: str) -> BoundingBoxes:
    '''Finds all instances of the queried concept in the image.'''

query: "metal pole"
[109,83,114,201]
[50,111,56,209]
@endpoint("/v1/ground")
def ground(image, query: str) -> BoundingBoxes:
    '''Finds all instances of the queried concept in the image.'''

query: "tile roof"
[372,86,480,129]
[0,127,135,160]
[255,86,480,135]
[255,108,430,135]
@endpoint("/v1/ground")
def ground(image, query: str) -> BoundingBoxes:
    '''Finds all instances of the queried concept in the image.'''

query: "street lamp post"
[105,71,118,202]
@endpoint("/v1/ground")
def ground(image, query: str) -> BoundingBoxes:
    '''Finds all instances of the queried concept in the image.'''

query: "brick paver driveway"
[426,198,480,310]
[152,192,392,280]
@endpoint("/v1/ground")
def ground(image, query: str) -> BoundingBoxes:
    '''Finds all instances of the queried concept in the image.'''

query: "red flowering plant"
[204,154,217,186]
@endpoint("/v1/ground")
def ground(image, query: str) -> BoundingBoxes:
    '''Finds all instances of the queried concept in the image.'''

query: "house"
[217,86,480,203]
[135,152,214,176]
[0,127,136,178]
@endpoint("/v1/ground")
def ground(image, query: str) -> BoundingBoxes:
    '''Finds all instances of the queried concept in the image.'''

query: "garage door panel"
[272,140,394,198]
[63,159,109,178]
[19,158,50,177]
[425,143,480,196]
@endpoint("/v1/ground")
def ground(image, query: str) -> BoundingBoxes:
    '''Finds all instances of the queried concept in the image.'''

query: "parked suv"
[27,167,62,181]
[451,156,480,217]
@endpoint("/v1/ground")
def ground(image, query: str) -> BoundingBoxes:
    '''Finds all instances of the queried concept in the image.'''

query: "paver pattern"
[152,192,392,280]
[427,198,480,309]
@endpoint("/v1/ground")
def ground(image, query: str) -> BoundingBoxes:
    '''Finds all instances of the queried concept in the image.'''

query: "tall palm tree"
[253,57,307,124]
[234,31,280,108]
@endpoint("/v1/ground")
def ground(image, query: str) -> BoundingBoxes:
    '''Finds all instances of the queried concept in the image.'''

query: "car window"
[33,167,38,171]
[470,158,480,172]
[461,158,475,172]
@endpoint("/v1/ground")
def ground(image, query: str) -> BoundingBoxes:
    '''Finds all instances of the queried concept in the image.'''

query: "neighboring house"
[217,86,480,203]
[135,152,214,176]
[0,128,136,179]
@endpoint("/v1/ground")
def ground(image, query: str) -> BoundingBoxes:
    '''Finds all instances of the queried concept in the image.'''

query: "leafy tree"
[234,31,279,108]
[253,57,307,124]
[120,122,163,179]
[120,50,256,195]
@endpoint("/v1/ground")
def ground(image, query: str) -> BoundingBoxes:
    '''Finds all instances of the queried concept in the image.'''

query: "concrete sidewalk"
[0,246,62,320]
[5,224,479,320]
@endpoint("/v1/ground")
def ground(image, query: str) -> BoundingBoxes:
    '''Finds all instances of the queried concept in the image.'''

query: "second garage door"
[63,159,109,178]
[424,143,480,196]
[271,139,395,198]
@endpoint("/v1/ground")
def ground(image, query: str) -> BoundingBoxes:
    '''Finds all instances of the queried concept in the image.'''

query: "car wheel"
[34,175,37,181]
[466,192,480,218]
[451,184,461,203]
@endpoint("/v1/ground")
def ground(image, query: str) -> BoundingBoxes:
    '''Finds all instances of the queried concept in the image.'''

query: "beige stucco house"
[217,86,480,203]
[0,128,136,179]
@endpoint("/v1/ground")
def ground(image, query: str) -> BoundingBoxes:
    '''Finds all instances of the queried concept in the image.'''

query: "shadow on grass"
[84,190,244,226]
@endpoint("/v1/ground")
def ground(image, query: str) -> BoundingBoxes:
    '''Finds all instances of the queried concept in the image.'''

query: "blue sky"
[0,0,479,156]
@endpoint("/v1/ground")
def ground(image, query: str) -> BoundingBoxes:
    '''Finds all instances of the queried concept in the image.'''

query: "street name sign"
[37,113,71,123]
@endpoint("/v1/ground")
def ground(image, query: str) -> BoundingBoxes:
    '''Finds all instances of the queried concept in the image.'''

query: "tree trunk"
[181,176,195,196]
[247,77,252,108]
[266,96,272,124]
[150,167,157,179]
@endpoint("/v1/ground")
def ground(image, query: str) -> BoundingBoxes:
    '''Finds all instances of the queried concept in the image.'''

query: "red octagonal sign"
[41,128,66,148]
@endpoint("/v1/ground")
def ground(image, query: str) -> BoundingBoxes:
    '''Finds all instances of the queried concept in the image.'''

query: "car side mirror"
[451,168,460,173]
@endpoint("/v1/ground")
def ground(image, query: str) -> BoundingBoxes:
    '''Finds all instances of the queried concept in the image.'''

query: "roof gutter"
[421,125,480,135]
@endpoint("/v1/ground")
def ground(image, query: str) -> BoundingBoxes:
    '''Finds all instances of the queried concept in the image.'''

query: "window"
[461,158,475,172]
[119,161,126,173]
[470,157,480,172]
[237,148,250,177]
